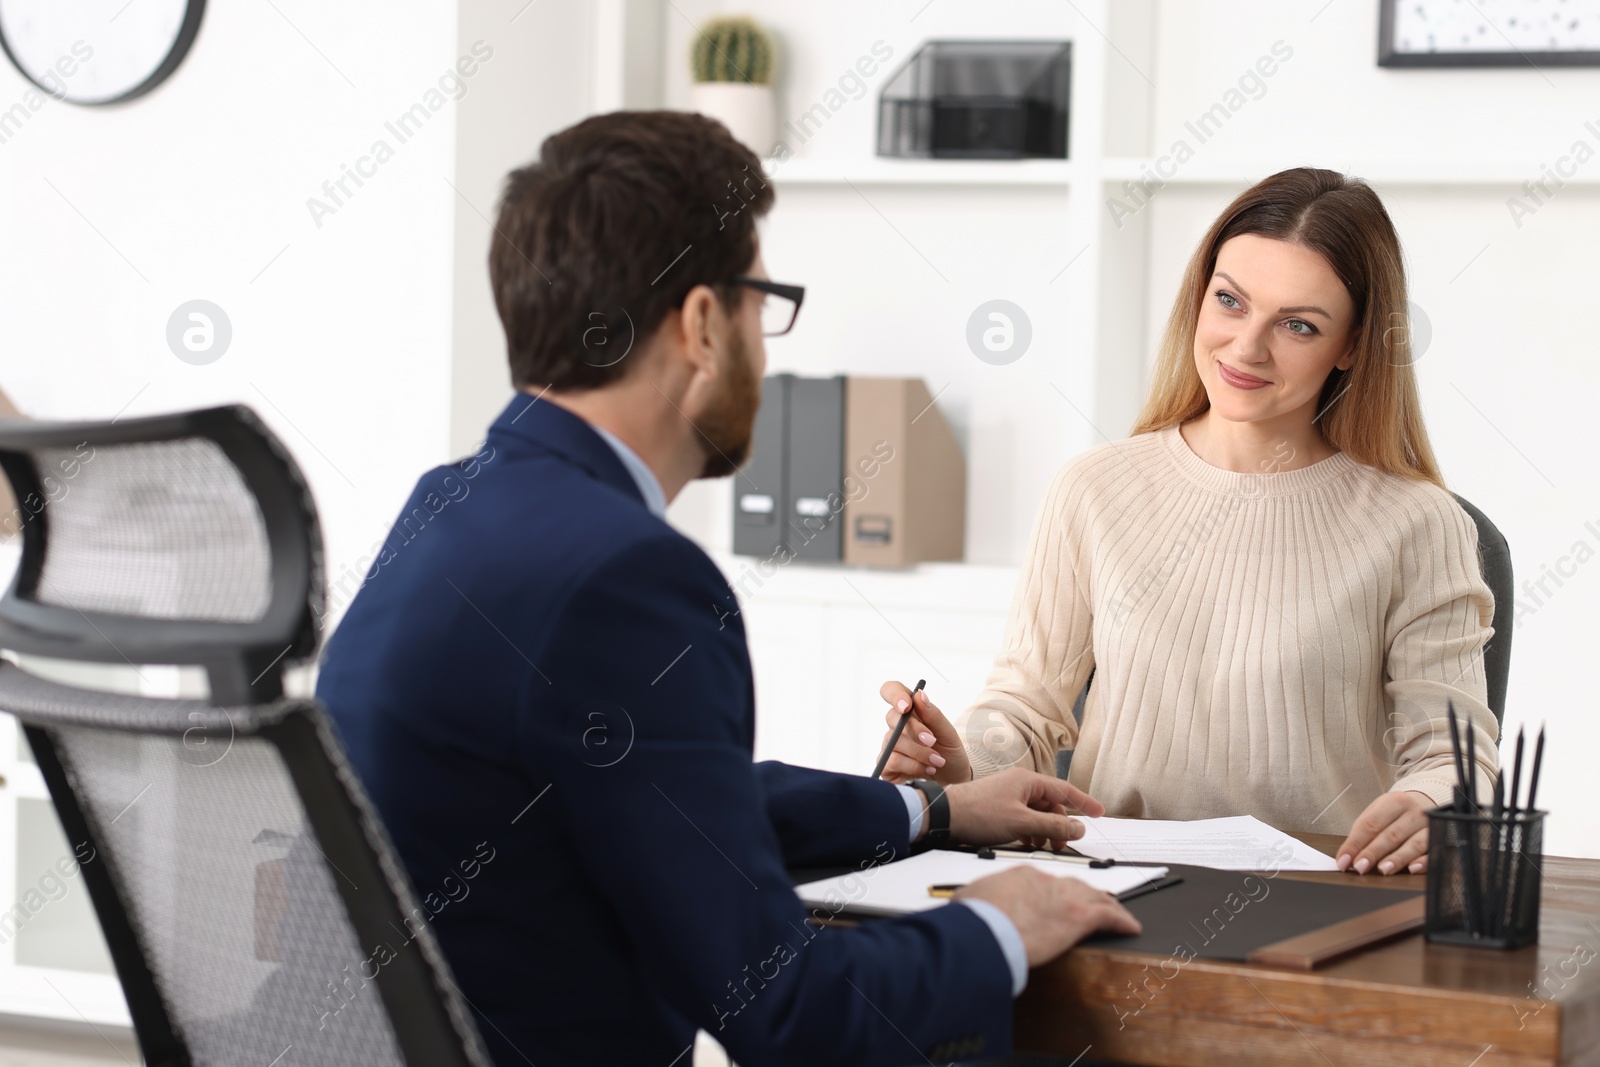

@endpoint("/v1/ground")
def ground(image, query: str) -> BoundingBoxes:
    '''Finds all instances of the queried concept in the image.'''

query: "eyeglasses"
[732,276,806,337]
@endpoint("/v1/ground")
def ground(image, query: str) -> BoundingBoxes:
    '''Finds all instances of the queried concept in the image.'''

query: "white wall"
[0,0,601,639]
[450,0,599,458]
[0,1,460,636]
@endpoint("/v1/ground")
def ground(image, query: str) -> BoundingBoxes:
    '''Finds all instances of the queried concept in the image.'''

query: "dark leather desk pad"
[790,860,1420,962]
[1079,862,1420,961]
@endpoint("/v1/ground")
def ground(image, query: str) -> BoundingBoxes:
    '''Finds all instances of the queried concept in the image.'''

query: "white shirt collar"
[589,424,667,519]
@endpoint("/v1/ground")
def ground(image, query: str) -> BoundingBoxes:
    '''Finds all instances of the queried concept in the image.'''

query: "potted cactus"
[688,15,776,157]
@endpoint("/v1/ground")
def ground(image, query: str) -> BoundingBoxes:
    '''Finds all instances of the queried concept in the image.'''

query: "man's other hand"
[957,868,1141,966]
[945,767,1106,851]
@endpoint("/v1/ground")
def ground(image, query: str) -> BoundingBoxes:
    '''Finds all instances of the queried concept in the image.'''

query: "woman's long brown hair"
[1130,167,1445,490]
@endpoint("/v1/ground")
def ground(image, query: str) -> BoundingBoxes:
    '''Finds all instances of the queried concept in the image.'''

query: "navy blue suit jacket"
[316,396,1013,1066]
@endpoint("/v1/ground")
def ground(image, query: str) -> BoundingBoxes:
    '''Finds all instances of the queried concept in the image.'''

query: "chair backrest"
[1451,494,1513,736]
[0,406,492,1067]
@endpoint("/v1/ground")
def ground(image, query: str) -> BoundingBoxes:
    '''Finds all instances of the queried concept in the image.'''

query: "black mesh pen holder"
[1425,807,1544,948]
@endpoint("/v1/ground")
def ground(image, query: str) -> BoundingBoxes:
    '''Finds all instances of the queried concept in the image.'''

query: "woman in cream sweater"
[879,167,1498,878]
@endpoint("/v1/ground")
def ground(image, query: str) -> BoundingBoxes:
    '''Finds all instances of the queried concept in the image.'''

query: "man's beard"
[695,330,762,479]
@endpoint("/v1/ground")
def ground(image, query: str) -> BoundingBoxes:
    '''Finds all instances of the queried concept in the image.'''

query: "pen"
[1117,875,1184,902]
[933,876,1184,902]
[872,679,926,779]
[977,846,1116,869]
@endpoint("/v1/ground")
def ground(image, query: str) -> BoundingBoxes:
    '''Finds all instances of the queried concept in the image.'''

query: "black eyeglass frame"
[731,276,806,336]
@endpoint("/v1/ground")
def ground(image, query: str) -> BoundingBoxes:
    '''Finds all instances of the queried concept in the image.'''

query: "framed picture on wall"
[1379,0,1600,67]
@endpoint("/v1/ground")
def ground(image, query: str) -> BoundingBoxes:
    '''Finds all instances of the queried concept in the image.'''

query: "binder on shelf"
[731,374,965,568]
[786,376,847,562]
[733,374,791,560]
[843,377,964,568]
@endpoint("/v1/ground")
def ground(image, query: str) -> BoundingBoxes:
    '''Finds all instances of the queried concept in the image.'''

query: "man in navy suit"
[316,110,1138,1066]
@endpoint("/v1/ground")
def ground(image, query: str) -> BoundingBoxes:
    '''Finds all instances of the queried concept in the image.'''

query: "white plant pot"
[689,82,776,158]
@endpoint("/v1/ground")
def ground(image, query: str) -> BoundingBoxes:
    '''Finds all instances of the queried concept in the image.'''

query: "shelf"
[1100,156,1597,187]
[757,155,1581,190]
[764,157,1077,187]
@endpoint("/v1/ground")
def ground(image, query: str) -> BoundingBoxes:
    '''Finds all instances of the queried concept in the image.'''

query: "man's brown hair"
[490,110,775,391]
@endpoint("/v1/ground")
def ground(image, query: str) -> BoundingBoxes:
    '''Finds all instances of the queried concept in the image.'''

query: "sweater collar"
[1159,422,1360,498]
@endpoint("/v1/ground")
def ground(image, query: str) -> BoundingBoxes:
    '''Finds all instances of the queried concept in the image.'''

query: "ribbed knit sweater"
[960,422,1499,834]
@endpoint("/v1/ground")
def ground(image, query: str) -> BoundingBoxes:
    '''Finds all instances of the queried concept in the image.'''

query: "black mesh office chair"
[0,406,492,1067]
[1055,493,1514,777]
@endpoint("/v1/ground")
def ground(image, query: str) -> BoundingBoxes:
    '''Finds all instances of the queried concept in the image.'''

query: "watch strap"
[908,777,950,852]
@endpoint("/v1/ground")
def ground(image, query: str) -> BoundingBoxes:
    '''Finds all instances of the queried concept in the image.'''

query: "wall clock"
[0,0,205,106]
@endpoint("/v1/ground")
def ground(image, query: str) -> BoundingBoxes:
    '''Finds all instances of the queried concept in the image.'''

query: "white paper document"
[793,851,1169,917]
[1069,815,1340,872]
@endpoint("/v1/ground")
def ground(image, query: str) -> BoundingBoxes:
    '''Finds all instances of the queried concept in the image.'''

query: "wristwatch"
[907,777,950,852]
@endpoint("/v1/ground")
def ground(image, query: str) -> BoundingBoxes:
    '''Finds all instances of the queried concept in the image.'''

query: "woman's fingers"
[1338,793,1401,871]
[878,712,947,775]
[880,749,932,783]
[1342,793,1431,874]
[1375,828,1429,876]
[880,707,945,762]
[911,689,962,748]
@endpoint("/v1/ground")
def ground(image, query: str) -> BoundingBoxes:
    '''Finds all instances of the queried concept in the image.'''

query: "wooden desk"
[1015,832,1600,1066]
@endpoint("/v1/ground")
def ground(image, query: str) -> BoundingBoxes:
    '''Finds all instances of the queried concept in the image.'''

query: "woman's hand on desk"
[946,767,1106,852]
[1336,790,1434,875]
[878,680,971,785]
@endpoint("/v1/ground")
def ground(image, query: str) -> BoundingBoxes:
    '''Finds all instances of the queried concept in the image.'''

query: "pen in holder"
[1424,806,1544,948]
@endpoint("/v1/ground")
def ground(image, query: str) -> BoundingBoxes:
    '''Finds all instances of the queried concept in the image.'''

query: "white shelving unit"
[613,0,1164,570]
[767,158,1081,186]
[587,0,1160,776]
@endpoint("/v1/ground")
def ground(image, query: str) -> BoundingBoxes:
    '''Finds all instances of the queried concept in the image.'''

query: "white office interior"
[0,0,1595,1060]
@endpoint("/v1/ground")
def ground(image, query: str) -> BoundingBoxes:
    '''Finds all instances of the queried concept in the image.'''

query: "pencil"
[1446,702,1469,813]
[1505,725,1544,939]
[1498,727,1524,938]
[1466,715,1479,811]
[1446,703,1482,934]
[871,679,926,779]
[1526,724,1546,811]
[1491,773,1505,938]
[1508,726,1526,813]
